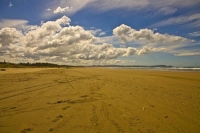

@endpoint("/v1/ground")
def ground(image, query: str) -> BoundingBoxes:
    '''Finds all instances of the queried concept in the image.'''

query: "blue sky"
[0,0,200,66]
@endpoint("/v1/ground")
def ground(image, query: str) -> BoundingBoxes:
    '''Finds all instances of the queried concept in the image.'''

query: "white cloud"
[148,0,199,10]
[24,16,71,47]
[58,0,197,14]
[0,19,28,28]
[41,21,44,25]
[136,46,165,55]
[9,2,12,7]
[0,27,23,48]
[57,0,199,14]
[0,23,160,64]
[157,7,177,15]
[55,16,71,25]
[95,35,121,46]
[112,24,197,55]
[89,0,149,12]
[0,16,199,65]
[46,8,51,11]
[58,0,199,14]
[113,24,187,45]
[88,28,106,36]
[0,19,40,34]
[150,13,200,28]
[41,0,148,19]
[54,6,71,14]
[189,32,200,37]
[59,0,93,14]
[175,52,200,56]
[41,0,200,21]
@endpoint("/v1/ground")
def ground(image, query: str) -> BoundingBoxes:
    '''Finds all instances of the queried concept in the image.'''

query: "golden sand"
[0,68,200,133]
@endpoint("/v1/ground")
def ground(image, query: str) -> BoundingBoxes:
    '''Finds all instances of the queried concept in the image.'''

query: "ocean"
[108,67,200,72]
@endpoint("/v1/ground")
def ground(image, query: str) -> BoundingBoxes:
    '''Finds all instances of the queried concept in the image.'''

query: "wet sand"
[0,68,200,133]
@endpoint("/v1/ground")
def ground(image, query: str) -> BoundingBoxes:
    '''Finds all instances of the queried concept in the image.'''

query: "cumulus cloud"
[46,9,51,11]
[137,47,166,55]
[0,27,25,60]
[54,6,71,14]
[24,16,71,47]
[0,28,23,47]
[112,24,197,56]
[0,19,39,34]
[0,15,197,65]
[55,16,71,25]
[113,24,187,45]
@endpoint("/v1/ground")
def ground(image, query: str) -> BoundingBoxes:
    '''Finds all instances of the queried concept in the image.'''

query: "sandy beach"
[0,68,200,133]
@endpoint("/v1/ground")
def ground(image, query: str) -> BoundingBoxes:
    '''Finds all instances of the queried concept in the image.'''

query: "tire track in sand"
[101,102,124,133]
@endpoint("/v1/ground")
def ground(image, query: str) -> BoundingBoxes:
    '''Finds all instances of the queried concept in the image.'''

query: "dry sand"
[0,68,200,133]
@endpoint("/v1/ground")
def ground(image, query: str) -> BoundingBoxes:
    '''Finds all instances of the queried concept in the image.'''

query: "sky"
[0,0,200,67]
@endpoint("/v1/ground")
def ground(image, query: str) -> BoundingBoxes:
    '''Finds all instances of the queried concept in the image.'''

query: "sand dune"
[0,68,200,133]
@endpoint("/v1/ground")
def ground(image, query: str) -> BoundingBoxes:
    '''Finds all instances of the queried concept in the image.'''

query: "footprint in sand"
[49,128,54,132]
[52,115,64,122]
[80,95,88,98]
[20,128,32,133]
[62,106,70,110]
